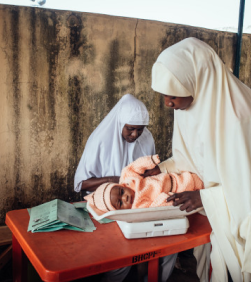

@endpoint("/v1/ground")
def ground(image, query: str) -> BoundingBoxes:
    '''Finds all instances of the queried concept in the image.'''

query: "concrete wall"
[1,5,251,224]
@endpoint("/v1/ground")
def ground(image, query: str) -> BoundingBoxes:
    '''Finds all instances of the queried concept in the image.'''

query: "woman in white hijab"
[150,37,251,282]
[75,93,177,282]
[74,93,155,193]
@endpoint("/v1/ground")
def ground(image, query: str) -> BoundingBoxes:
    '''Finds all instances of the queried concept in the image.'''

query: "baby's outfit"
[85,155,204,212]
[120,155,204,209]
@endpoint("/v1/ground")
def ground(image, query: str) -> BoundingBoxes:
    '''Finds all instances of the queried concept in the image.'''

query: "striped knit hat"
[84,183,117,212]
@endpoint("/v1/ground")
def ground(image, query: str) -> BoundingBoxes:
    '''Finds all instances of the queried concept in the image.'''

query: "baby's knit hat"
[84,182,117,212]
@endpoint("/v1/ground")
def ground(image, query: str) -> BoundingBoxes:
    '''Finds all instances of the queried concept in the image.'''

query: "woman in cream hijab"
[151,37,251,282]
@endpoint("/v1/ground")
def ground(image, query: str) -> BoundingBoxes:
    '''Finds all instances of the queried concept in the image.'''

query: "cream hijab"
[74,94,155,192]
[152,38,251,281]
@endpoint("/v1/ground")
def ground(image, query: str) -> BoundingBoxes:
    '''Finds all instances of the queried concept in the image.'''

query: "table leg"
[12,235,28,282]
[148,258,159,282]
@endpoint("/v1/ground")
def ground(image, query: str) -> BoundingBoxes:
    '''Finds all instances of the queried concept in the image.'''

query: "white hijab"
[74,94,155,192]
[152,38,251,281]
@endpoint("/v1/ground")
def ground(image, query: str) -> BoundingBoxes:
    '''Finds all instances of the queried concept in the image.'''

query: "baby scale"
[87,202,203,239]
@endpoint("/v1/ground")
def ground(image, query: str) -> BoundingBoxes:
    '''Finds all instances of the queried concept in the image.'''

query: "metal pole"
[234,0,245,78]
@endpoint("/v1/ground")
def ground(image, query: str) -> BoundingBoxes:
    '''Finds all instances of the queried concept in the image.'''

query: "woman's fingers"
[178,201,194,212]
[166,192,183,202]
[173,196,187,206]
[166,194,177,202]
[167,191,203,212]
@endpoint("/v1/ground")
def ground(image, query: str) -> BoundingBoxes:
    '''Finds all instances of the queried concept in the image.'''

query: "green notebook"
[27,199,96,233]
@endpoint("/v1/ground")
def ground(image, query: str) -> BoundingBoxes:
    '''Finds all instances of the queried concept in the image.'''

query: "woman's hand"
[142,165,161,178]
[166,190,203,212]
[81,176,120,192]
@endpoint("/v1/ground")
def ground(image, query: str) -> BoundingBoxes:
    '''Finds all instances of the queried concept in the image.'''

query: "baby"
[84,155,204,212]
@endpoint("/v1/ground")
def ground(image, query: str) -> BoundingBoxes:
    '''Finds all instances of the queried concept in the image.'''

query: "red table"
[5,209,211,282]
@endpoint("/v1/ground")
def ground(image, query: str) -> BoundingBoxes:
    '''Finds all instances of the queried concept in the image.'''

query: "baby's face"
[110,185,135,210]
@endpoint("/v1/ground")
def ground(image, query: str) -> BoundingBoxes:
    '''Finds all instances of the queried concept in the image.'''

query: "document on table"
[27,199,96,233]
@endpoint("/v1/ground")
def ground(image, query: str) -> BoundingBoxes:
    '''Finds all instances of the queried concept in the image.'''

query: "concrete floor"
[0,249,199,282]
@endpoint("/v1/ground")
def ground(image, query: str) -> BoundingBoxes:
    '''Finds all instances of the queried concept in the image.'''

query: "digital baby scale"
[116,217,189,239]
[87,202,203,239]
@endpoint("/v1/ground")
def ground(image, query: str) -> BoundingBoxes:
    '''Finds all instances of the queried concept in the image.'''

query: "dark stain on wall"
[161,29,180,50]
[67,13,96,64]
[67,14,83,57]
[104,39,120,108]
[30,171,74,207]
[160,25,200,52]
[31,173,45,203]
[40,10,60,130]
[11,9,24,210]
[128,20,138,93]
[161,25,221,53]
[50,171,72,200]
[29,9,38,120]
[66,76,83,201]
[29,9,41,132]
[30,8,37,47]
[68,76,82,153]
[82,40,96,65]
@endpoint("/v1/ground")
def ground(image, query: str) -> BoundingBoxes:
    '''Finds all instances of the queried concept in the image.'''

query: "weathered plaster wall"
[1,5,251,224]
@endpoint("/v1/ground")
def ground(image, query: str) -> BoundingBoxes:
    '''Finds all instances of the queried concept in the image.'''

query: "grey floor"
[0,248,199,282]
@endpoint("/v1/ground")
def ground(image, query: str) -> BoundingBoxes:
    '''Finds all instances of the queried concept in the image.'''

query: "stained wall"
[1,5,251,224]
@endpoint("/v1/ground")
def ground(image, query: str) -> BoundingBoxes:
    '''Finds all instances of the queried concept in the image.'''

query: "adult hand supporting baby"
[166,190,203,212]
[142,165,161,178]
[81,176,120,192]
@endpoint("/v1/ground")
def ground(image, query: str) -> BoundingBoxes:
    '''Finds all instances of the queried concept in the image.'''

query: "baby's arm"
[120,155,160,182]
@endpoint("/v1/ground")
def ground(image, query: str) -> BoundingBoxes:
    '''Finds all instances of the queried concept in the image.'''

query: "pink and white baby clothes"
[120,155,204,209]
